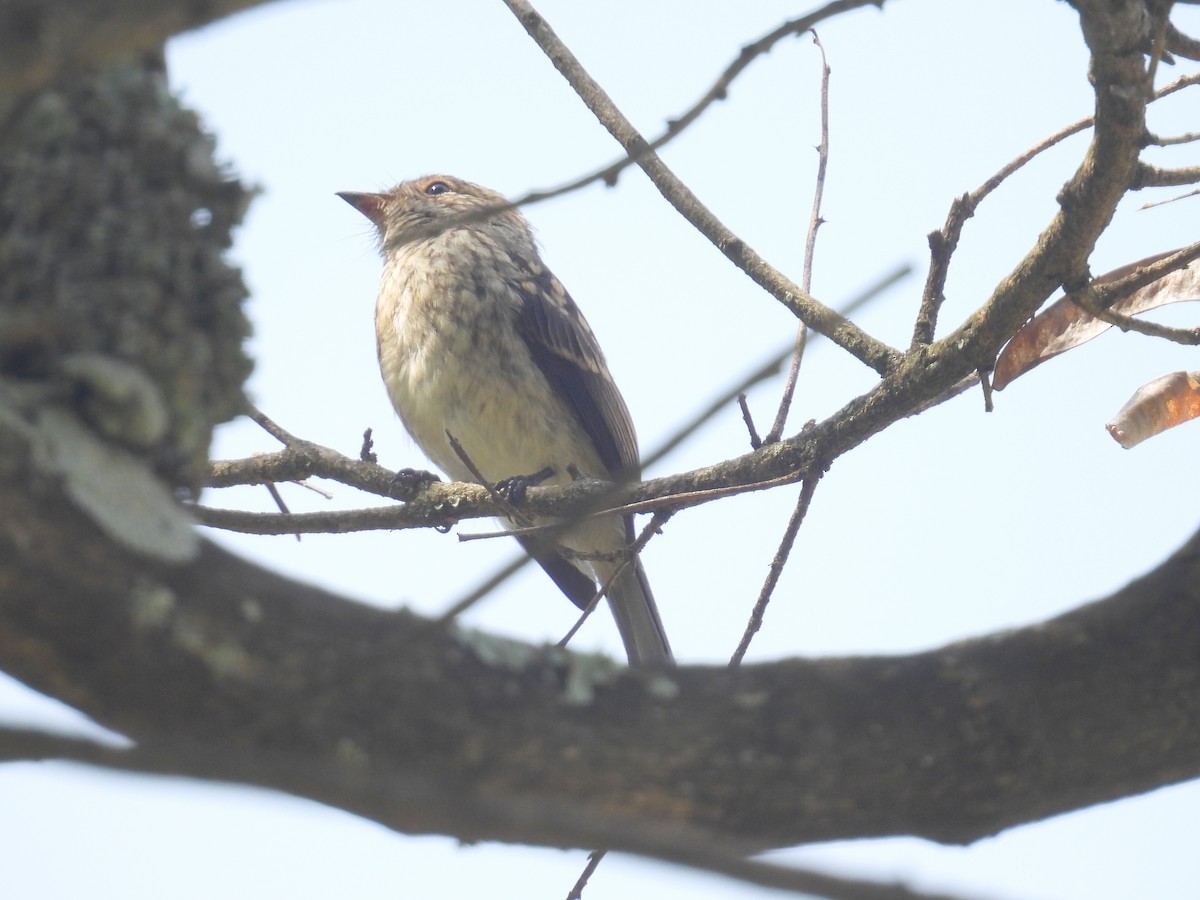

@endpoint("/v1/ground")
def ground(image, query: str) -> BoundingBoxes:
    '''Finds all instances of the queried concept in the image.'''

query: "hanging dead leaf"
[1106,371,1200,449]
[993,252,1199,390]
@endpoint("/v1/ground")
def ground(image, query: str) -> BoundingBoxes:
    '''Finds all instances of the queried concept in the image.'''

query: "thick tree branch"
[0,0,279,96]
[0,728,971,900]
[4,392,1200,853]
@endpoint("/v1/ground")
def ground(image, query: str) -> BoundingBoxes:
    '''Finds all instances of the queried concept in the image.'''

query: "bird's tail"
[604,557,673,667]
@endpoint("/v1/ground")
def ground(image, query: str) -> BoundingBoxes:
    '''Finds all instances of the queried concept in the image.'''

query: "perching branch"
[763,31,831,446]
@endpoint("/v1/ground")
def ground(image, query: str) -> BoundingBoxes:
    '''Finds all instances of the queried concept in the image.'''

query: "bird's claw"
[494,466,556,505]
[391,467,440,497]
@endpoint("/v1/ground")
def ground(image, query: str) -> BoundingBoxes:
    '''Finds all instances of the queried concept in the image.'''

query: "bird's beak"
[337,191,387,227]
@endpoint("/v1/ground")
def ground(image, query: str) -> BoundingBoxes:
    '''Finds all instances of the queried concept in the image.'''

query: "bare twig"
[204,424,435,502]
[565,850,606,900]
[245,406,333,540]
[642,264,911,469]
[916,71,1199,356]
[913,193,972,347]
[194,454,811,538]
[1141,186,1200,208]
[1072,294,1200,346]
[446,430,535,527]
[730,475,820,666]
[738,394,763,449]
[1133,162,1200,188]
[764,31,830,445]
[1147,130,1200,146]
[502,0,887,215]
[262,481,302,542]
[557,511,672,649]
[501,0,899,376]
[1150,70,1200,101]
[430,553,535,630]
[360,428,377,463]
[248,403,300,445]
[914,105,1096,348]
[1146,5,1169,88]
[765,325,807,441]
[979,368,995,413]
[1090,240,1200,310]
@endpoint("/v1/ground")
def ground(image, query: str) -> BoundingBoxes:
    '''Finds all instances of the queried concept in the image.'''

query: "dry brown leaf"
[993,254,1199,390]
[1106,371,1200,449]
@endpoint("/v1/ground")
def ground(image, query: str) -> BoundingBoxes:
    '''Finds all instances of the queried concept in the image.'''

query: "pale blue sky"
[3,1,1199,898]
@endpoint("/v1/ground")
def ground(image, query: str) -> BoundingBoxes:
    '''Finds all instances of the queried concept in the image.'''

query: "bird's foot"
[390,467,441,498]
[494,466,556,505]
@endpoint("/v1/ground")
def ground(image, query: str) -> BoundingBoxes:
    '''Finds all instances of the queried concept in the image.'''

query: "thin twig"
[913,193,972,348]
[446,431,533,527]
[1149,70,1200,101]
[247,405,315,540]
[1147,130,1200,146]
[738,394,763,449]
[1090,240,1200,309]
[360,427,377,463]
[914,70,1200,350]
[502,0,899,376]
[193,459,809,539]
[263,481,302,542]
[247,403,301,445]
[765,31,830,444]
[916,69,1200,345]
[979,368,994,413]
[1072,290,1200,345]
[642,263,911,469]
[1140,186,1200,209]
[565,850,607,900]
[557,511,672,649]
[263,482,291,515]
[429,553,535,630]
[730,475,820,667]
[1146,5,1169,89]
[501,0,887,216]
[460,466,807,545]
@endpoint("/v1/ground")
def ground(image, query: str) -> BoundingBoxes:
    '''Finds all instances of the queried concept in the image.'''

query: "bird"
[338,175,672,666]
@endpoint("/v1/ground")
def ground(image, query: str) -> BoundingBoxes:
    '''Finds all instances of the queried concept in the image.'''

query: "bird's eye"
[424,181,452,196]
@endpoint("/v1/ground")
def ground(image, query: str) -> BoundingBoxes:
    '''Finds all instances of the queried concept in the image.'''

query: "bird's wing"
[511,261,640,478]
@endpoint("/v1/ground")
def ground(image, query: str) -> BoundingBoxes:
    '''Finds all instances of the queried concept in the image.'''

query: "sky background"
[3,1,1200,898]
